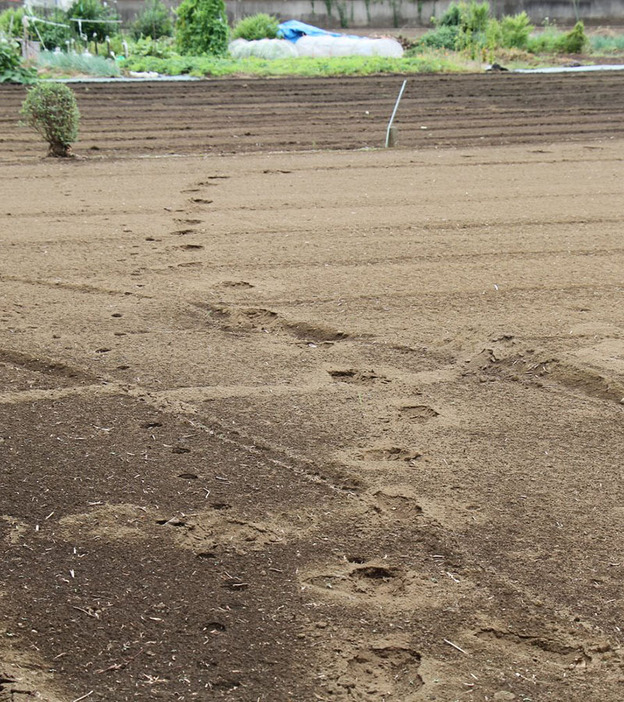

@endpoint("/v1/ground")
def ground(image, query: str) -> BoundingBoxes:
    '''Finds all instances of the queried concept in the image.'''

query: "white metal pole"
[385,79,407,148]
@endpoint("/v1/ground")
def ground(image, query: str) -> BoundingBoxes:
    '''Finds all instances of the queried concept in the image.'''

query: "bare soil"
[1,74,624,702]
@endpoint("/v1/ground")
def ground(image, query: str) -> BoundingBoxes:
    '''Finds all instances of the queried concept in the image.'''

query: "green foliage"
[438,1,488,31]
[427,2,492,54]
[0,39,37,83]
[67,0,119,43]
[590,33,624,54]
[33,10,73,50]
[417,25,460,50]
[462,1,490,33]
[20,82,80,156]
[0,7,25,38]
[557,21,587,53]
[231,13,278,41]
[129,36,176,58]
[526,24,561,53]
[439,3,462,27]
[485,18,501,49]
[132,0,173,40]
[175,0,228,56]
[500,12,532,49]
[1,7,72,48]
[37,49,120,76]
[122,51,470,78]
[527,20,588,54]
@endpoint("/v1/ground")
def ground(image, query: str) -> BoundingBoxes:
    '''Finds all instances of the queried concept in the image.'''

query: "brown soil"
[1,74,624,701]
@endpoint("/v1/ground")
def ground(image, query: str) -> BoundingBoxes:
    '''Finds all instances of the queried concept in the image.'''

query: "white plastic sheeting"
[228,39,298,60]
[294,35,403,58]
[228,36,404,61]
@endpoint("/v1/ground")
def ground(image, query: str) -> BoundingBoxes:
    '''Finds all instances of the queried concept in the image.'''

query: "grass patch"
[38,50,120,77]
[589,32,624,55]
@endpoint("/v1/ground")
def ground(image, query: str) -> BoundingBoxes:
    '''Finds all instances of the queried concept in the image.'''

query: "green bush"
[0,7,25,38]
[32,10,73,50]
[175,0,228,55]
[20,82,80,156]
[462,1,490,33]
[439,3,462,26]
[500,12,532,49]
[526,24,560,53]
[231,13,279,41]
[417,25,460,50]
[556,21,587,53]
[67,0,119,43]
[0,38,37,83]
[132,0,173,40]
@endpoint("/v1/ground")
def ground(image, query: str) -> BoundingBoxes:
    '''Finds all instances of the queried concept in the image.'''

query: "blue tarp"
[278,20,355,42]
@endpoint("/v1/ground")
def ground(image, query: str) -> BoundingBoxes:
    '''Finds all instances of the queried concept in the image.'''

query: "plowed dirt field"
[1,73,624,702]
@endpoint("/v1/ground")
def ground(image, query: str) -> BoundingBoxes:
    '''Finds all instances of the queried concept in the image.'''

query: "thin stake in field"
[385,79,407,148]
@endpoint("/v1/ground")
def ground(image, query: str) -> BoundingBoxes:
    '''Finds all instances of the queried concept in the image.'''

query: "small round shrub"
[231,13,279,41]
[132,0,173,40]
[20,82,80,157]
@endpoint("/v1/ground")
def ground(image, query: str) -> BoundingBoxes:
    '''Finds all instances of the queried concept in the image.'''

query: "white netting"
[228,38,299,60]
[294,35,403,58]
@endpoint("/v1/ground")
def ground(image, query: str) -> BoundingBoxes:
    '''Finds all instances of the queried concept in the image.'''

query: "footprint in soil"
[196,176,229,185]
[356,446,422,464]
[174,218,203,225]
[399,404,439,422]
[337,639,423,698]
[371,489,424,520]
[328,368,388,384]
[217,280,255,289]
[303,561,404,598]
[473,625,609,668]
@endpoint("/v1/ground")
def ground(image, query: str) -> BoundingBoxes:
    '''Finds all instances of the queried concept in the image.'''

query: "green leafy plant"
[0,38,37,83]
[500,12,532,49]
[129,36,176,58]
[175,0,228,56]
[66,0,119,43]
[132,0,173,40]
[0,7,26,38]
[416,25,460,50]
[20,82,80,157]
[556,21,587,53]
[231,13,278,41]
[32,10,73,50]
